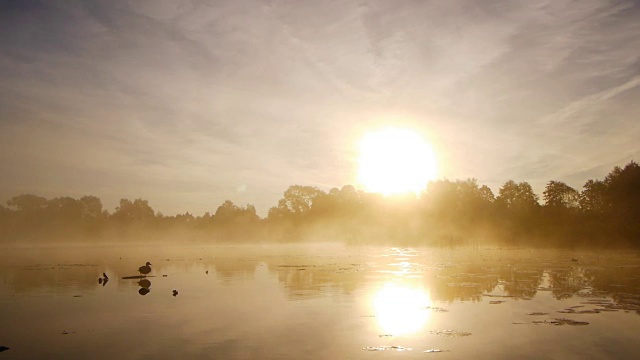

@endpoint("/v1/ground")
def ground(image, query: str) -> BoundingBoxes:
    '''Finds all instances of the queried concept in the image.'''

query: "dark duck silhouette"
[138,262,152,276]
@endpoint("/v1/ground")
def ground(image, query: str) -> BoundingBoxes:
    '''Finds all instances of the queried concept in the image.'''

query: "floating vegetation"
[430,330,472,337]
[425,306,449,312]
[447,282,481,288]
[363,346,412,351]
[532,318,589,326]
[558,308,601,314]
[484,294,515,298]
[277,265,315,268]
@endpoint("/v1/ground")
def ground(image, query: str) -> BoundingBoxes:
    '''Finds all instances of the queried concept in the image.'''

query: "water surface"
[1,243,640,359]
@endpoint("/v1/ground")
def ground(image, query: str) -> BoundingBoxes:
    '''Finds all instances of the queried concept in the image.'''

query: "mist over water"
[1,243,640,359]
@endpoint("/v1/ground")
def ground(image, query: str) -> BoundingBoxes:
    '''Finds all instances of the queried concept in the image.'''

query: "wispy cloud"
[1,0,639,214]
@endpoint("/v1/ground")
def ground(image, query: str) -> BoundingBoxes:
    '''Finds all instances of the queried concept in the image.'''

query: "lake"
[1,243,640,359]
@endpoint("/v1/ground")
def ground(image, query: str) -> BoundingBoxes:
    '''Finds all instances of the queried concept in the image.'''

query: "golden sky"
[1,0,639,215]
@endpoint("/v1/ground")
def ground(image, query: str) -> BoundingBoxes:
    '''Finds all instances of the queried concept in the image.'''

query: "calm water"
[1,243,640,359]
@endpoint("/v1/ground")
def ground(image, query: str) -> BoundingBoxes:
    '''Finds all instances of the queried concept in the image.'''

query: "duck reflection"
[138,279,151,296]
[373,283,430,335]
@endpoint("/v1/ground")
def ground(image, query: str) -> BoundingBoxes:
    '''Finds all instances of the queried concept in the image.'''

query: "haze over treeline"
[1,161,638,247]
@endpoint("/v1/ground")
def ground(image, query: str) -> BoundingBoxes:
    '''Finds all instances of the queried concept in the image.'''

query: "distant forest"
[1,161,639,247]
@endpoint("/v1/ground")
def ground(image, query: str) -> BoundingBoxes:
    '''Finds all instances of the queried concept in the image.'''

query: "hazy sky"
[1,0,639,216]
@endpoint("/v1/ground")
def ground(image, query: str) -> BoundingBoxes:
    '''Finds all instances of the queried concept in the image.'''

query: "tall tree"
[496,180,539,211]
[579,179,607,213]
[543,181,579,209]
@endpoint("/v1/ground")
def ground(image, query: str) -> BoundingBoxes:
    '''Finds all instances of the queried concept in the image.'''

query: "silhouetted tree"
[7,194,47,213]
[79,196,104,219]
[496,180,539,211]
[603,161,640,242]
[579,179,607,213]
[268,185,326,222]
[112,199,155,223]
[543,181,579,209]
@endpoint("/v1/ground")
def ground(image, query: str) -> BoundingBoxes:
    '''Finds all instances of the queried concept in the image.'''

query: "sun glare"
[373,283,430,335]
[358,128,437,195]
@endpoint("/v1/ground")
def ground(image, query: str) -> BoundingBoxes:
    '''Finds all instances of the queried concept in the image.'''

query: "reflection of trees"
[548,262,640,312]
[266,261,365,300]
[548,266,593,299]
[496,266,543,299]
[1,265,103,293]
[427,263,498,302]
[212,259,258,281]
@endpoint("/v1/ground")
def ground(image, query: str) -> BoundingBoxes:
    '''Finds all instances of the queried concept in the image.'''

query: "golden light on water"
[357,127,437,195]
[373,283,430,335]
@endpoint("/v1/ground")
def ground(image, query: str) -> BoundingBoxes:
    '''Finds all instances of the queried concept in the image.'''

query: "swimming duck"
[138,262,152,276]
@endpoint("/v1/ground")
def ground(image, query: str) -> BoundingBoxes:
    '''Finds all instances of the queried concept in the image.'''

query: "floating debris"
[173,290,179,297]
[363,346,412,352]
[122,275,156,279]
[424,349,449,353]
[558,308,601,314]
[425,306,449,312]
[73,295,82,298]
[430,330,472,337]
[489,300,506,304]
[0,346,9,352]
[533,318,589,326]
[527,312,549,316]
[378,334,393,338]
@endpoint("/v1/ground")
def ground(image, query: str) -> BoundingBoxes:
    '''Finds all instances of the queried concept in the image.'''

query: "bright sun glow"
[358,128,437,195]
[373,283,430,335]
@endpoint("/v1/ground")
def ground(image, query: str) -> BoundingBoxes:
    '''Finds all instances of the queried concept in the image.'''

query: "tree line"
[1,161,638,247]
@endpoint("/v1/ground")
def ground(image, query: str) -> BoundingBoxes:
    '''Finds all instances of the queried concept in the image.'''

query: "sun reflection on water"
[373,283,430,335]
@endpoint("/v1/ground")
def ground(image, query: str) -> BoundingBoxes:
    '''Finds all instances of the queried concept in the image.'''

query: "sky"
[1,0,639,216]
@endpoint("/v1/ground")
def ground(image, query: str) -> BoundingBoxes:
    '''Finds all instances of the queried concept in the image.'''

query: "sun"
[357,127,437,195]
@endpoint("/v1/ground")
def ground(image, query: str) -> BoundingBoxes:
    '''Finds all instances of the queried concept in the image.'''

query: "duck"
[138,262,152,276]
